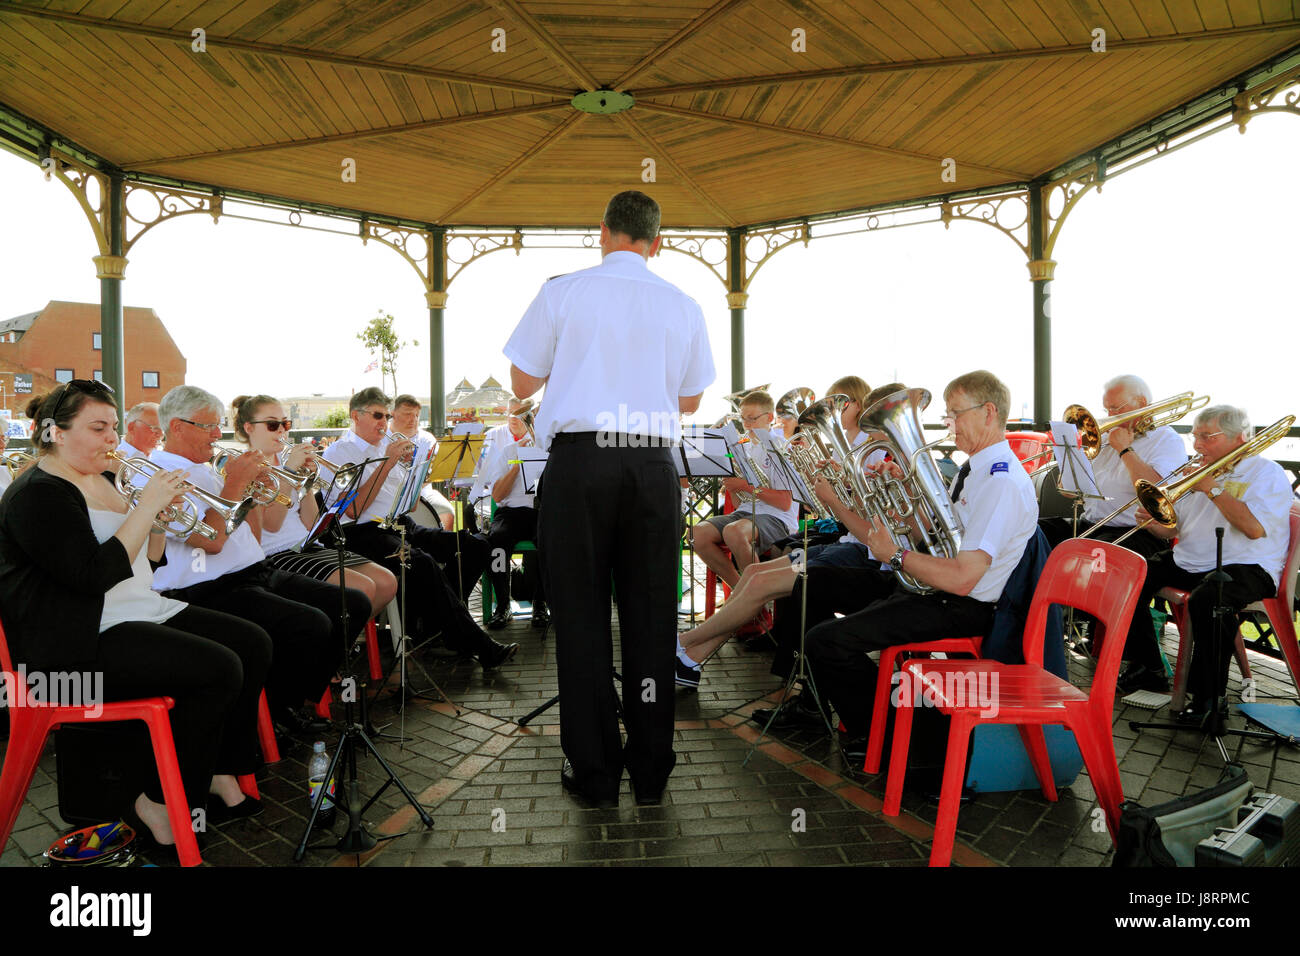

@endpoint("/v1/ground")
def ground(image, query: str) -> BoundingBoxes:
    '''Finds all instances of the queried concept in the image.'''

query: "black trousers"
[396,518,490,603]
[164,561,368,713]
[805,591,996,737]
[537,434,679,795]
[1039,516,1170,563]
[486,505,543,607]
[97,605,272,811]
[344,521,495,656]
[771,566,896,675]
[1125,550,1274,708]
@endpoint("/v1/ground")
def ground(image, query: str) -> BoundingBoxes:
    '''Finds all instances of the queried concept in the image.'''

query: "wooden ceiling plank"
[1138,0,1182,32]
[1194,0,1238,30]
[1096,0,1154,37]
[1224,0,1266,25]
[0,4,576,96]
[1259,0,1296,20]
[613,0,753,87]
[998,0,1079,44]
[438,111,585,221]
[484,0,598,89]
[838,0,948,60]
[610,113,736,224]
[214,49,318,141]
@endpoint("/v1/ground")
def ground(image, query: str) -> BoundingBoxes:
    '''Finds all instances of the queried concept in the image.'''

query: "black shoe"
[675,658,701,689]
[205,793,265,825]
[1117,664,1169,694]
[1171,706,1209,727]
[477,639,518,669]
[631,752,677,806]
[841,735,868,765]
[487,604,513,630]
[274,705,331,735]
[752,695,828,730]
[531,604,550,630]
[560,759,618,808]
[741,633,776,652]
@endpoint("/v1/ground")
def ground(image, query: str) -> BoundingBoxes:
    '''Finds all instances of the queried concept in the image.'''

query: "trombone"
[1078,415,1295,546]
[108,450,254,539]
[1064,391,1210,460]
[2,451,36,480]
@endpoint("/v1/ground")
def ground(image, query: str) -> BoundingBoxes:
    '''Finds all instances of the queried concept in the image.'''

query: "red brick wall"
[0,301,186,410]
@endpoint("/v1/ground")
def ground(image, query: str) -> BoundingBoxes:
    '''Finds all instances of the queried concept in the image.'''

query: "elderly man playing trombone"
[1039,374,1187,562]
[1115,405,1292,705]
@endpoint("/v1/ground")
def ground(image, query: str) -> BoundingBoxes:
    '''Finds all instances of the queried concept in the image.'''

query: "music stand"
[676,425,738,625]
[427,434,483,601]
[293,457,435,860]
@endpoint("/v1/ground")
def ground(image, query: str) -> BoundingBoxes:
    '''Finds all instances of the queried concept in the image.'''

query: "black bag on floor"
[55,723,153,828]
[1112,762,1252,867]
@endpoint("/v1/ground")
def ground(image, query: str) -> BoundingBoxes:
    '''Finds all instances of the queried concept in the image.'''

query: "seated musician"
[230,394,398,614]
[1040,374,1186,561]
[0,380,271,846]
[482,402,549,630]
[764,371,1038,751]
[116,402,163,461]
[467,398,528,534]
[1117,405,1291,705]
[689,390,797,587]
[145,385,372,733]
[392,394,454,531]
[322,388,517,669]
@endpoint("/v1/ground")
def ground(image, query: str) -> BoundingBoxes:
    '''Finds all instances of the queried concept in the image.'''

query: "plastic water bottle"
[307,741,336,828]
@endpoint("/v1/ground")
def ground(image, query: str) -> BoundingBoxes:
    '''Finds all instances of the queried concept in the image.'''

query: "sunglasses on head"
[251,418,293,432]
[51,379,115,423]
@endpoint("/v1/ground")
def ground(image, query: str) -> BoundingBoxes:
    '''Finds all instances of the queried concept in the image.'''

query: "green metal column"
[726,227,746,392]
[427,226,447,434]
[1028,184,1052,428]
[98,173,126,424]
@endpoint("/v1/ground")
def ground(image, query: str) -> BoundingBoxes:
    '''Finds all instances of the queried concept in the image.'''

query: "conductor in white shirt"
[505,190,716,807]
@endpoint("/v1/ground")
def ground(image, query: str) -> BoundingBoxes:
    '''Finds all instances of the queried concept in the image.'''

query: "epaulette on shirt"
[547,273,570,281]
[990,460,1010,475]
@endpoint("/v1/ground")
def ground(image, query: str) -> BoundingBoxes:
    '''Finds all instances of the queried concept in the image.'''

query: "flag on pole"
[362,359,379,374]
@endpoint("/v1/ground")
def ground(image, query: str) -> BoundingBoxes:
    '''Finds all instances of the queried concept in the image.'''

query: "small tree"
[357,310,418,398]
[314,407,350,428]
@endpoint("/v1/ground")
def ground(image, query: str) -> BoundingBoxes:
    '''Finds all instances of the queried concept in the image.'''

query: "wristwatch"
[1208,486,1224,501]
[889,548,909,572]
[1118,447,1133,458]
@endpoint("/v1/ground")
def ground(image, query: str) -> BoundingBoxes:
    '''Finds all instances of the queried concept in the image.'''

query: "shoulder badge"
[990,461,1009,475]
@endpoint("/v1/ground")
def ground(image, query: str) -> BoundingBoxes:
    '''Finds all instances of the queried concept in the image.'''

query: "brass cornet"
[210,446,293,506]
[108,450,254,539]
[277,437,358,490]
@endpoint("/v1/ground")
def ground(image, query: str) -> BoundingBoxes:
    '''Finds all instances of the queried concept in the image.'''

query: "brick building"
[0,301,186,416]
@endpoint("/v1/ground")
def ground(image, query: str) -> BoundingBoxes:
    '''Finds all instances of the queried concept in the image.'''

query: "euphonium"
[848,388,964,593]
[1063,391,1210,460]
[775,387,816,420]
[794,394,868,517]
[108,450,253,539]
[1081,415,1295,546]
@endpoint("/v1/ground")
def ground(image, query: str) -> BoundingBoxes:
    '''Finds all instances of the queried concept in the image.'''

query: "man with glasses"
[116,402,163,462]
[690,390,796,587]
[323,387,516,670]
[145,385,372,732]
[1039,374,1186,562]
[774,371,1038,752]
[392,394,455,532]
[1117,405,1292,704]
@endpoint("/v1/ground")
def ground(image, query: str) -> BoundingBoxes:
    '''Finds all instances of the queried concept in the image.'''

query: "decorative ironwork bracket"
[1232,66,1300,132]
[47,152,222,279]
[658,223,809,292]
[360,221,440,304]
[940,166,1103,281]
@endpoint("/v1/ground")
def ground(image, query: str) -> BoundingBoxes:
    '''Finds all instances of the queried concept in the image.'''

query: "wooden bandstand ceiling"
[0,0,1298,229]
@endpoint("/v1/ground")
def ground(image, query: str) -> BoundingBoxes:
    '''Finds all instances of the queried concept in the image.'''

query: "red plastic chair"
[862,637,982,774]
[1005,430,1054,475]
[883,541,1146,866]
[256,689,281,763]
[0,622,202,867]
[364,619,382,682]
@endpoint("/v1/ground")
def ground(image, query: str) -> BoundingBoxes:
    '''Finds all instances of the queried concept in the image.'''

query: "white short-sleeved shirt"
[471,424,515,500]
[395,428,436,467]
[321,429,405,525]
[1083,425,1188,527]
[741,430,798,533]
[145,449,266,591]
[839,431,887,546]
[116,439,142,461]
[953,440,1038,603]
[484,439,535,510]
[504,251,716,449]
[1173,454,1293,587]
[259,448,311,557]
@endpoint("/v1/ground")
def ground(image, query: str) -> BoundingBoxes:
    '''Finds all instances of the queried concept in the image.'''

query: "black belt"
[551,432,678,446]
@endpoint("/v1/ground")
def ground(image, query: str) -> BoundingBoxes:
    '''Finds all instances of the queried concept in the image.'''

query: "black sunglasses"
[50,379,115,423]
[250,418,293,432]
[362,411,393,422]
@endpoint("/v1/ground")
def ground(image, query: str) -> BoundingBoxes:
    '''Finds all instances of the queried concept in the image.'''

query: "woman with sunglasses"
[0,380,272,851]
[230,395,397,613]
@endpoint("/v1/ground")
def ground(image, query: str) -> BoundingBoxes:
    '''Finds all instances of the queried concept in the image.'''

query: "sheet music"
[1049,421,1102,498]
[387,448,434,521]
[761,431,816,508]
[452,422,486,435]
[723,422,762,487]
[514,446,549,493]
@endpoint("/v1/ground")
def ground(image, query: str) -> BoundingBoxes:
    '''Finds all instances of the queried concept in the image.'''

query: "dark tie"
[950,461,971,503]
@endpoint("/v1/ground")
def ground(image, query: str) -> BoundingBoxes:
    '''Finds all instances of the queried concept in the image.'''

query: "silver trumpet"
[210,446,293,506]
[384,431,415,471]
[109,450,254,539]
[276,437,360,492]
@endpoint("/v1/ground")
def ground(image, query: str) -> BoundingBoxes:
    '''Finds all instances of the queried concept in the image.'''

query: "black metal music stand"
[292,460,434,860]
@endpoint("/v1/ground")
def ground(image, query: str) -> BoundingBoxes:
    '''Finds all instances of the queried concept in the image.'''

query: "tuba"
[1081,415,1295,545]
[848,388,964,594]
[1064,391,1210,460]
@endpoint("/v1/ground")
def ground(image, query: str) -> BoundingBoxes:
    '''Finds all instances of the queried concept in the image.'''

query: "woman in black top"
[0,380,272,848]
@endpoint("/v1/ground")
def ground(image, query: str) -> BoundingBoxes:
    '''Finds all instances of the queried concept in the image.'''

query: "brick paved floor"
[4,571,1300,867]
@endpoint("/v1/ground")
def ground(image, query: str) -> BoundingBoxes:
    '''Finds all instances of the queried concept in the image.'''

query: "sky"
[0,109,1297,453]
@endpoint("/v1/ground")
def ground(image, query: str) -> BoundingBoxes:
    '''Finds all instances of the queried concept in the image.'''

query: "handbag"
[1112,762,1252,867]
